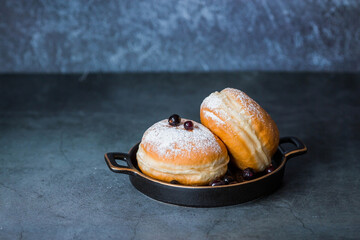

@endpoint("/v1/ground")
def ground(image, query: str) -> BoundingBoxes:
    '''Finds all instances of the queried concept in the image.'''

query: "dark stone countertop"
[0,72,359,239]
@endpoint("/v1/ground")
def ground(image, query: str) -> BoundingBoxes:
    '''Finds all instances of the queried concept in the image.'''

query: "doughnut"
[136,117,229,185]
[200,88,279,172]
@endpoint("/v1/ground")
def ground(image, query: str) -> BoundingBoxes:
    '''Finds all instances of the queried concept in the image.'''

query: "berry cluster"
[168,114,193,131]
[208,164,277,186]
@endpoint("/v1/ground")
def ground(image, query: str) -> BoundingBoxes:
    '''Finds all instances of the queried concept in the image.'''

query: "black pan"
[104,136,307,207]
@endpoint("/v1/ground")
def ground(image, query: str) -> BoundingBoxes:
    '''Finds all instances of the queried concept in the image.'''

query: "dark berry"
[235,171,244,182]
[209,179,225,186]
[223,176,234,185]
[242,168,255,180]
[168,114,181,126]
[170,180,179,184]
[184,121,194,130]
[265,165,275,174]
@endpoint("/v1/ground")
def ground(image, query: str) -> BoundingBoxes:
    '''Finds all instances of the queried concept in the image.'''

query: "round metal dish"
[104,136,307,207]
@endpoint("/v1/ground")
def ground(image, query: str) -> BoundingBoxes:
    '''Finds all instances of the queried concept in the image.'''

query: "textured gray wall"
[0,0,359,73]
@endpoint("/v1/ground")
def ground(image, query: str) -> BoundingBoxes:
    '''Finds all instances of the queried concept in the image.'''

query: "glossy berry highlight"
[168,114,181,126]
[223,176,235,185]
[242,168,255,180]
[184,121,194,130]
[209,179,226,186]
[265,165,275,174]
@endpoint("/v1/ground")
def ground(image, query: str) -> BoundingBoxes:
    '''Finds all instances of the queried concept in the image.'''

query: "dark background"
[1,0,359,73]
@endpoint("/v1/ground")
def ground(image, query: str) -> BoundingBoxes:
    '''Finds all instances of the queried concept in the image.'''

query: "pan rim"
[127,142,287,189]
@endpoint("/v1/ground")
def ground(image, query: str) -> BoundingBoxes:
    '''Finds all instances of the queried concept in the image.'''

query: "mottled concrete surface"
[0,72,360,239]
[1,0,360,73]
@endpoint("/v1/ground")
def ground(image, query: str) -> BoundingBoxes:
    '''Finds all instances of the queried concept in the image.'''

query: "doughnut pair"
[137,88,279,185]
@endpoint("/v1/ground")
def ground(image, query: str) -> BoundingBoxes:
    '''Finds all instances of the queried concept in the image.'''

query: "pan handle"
[278,137,307,160]
[104,152,137,175]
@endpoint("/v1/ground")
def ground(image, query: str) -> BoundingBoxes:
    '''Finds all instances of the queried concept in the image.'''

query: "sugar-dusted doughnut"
[137,116,229,185]
[200,88,279,172]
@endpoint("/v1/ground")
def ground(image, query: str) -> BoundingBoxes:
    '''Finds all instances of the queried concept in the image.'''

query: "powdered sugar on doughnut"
[201,92,222,109]
[201,92,232,123]
[141,119,223,160]
[223,88,266,124]
[201,88,268,127]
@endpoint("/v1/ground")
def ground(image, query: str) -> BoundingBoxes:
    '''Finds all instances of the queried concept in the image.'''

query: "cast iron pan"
[104,136,307,207]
